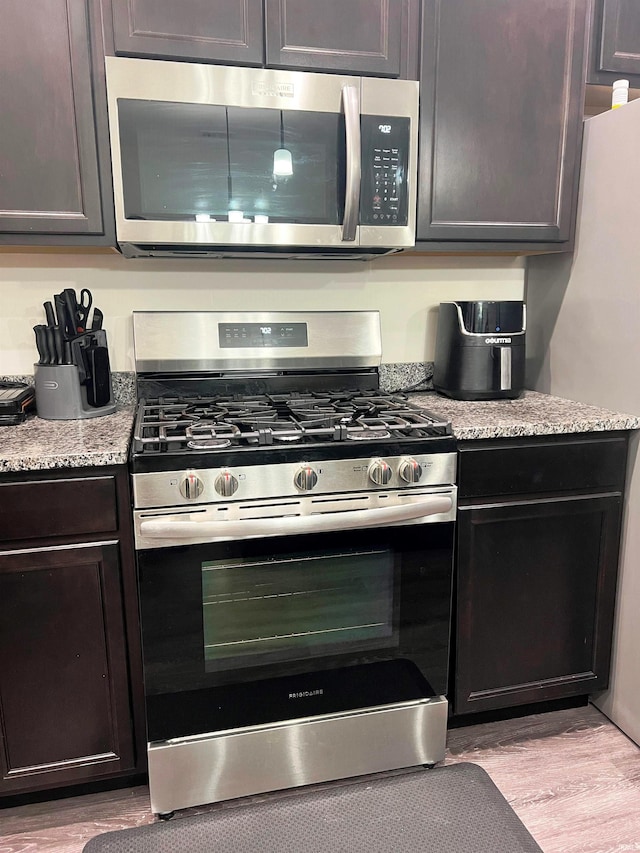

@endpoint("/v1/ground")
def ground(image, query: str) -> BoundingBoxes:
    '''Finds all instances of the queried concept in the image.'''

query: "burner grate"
[132,391,451,456]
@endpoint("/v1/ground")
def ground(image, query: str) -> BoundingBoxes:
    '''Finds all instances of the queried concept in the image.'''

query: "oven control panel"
[292,457,423,490]
[133,453,457,509]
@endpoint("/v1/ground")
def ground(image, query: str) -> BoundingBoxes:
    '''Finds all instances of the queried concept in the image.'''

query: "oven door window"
[117,100,345,226]
[202,547,397,673]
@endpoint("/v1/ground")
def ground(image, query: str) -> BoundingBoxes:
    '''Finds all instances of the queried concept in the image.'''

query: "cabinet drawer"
[458,435,628,501]
[0,476,118,543]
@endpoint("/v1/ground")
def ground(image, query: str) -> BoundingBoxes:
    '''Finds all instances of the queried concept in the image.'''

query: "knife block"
[34,364,116,419]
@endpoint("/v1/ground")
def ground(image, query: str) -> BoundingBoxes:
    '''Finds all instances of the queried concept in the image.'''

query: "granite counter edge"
[453,417,640,441]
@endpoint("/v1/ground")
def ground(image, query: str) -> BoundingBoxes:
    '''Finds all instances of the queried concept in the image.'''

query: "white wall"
[0,252,524,373]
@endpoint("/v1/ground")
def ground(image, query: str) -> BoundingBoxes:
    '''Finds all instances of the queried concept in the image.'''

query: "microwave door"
[104,59,364,253]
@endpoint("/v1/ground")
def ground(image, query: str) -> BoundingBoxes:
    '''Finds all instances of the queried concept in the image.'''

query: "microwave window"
[117,100,345,225]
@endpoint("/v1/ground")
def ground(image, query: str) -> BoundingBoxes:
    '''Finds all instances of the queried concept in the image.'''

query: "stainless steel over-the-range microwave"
[104,57,419,259]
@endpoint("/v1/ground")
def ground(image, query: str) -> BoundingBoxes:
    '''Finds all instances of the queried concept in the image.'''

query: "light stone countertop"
[409,390,640,441]
[0,405,136,473]
[1,390,639,474]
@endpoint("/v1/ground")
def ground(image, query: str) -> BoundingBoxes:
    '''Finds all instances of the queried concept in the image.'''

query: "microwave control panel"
[360,116,410,226]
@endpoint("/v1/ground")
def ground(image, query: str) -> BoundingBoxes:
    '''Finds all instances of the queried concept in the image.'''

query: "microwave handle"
[341,85,361,242]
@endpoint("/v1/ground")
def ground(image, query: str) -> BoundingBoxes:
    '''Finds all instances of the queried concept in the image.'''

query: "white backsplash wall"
[0,252,524,373]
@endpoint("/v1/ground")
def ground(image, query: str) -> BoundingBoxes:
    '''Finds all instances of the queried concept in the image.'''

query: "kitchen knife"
[70,334,89,381]
[44,326,57,364]
[55,292,73,340]
[33,325,48,364]
[44,301,56,327]
[62,288,81,336]
[53,326,67,365]
[90,308,104,331]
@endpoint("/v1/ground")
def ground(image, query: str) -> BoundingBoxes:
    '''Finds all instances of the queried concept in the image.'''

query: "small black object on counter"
[0,381,36,425]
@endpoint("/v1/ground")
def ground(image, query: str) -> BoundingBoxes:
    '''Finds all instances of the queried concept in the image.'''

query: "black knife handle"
[53,326,65,365]
[33,325,48,364]
[44,326,57,364]
[90,308,104,331]
[44,301,56,327]
[63,288,82,335]
[55,293,71,339]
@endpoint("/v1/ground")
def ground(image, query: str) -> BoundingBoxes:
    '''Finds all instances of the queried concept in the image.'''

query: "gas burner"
[334,401,376,415]
[218,400,276,415]
[240,419,306,443]
[347,429,391,441]
[291,410,354,428]
[186,422,240,449]
[179,408,226,423]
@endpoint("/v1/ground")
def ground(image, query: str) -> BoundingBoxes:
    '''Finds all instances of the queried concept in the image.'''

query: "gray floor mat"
[83,763,543,852]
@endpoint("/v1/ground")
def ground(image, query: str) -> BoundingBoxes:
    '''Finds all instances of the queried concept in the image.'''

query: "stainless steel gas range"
[129,311,457,817]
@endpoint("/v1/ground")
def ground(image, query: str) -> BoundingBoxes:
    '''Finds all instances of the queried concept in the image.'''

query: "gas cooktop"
[132,390,452,460]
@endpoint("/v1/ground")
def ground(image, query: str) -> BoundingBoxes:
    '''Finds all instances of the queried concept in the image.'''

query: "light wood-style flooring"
[1,703,639,853]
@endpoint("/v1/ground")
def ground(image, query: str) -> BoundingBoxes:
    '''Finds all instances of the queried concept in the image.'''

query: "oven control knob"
[399,457,423,484]
[179,471,204,500]
[215,471,239,497]
[294,465,318,491]
[368,459,392,486]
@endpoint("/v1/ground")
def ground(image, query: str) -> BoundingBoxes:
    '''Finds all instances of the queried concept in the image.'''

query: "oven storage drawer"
[457,433,628,502]
[0,475,119,543]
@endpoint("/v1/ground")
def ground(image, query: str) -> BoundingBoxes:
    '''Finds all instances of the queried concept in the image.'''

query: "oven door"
[104,57,418,254]
[136,519,454,744]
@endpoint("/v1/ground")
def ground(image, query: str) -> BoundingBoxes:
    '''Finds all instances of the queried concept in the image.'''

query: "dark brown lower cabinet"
[0,467,145,799]
[453,433,628,717]
[0,544,134,791]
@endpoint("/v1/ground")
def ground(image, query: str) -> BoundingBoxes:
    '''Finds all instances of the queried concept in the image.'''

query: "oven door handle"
[341,84,361,243]
[139,495,453,541]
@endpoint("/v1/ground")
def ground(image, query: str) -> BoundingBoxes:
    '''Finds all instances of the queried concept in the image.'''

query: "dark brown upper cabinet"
[0,0,111,243]
[265,0,419,78]
[416,0,589,247]
[588,0,640,86]
[105,0,419,78]
[109,0,265,65]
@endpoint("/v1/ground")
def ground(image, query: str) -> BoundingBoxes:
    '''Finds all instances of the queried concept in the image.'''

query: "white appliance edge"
[526,98,640,746]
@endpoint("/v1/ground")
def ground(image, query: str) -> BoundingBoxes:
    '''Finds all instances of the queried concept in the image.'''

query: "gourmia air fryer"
[433,301,526,400]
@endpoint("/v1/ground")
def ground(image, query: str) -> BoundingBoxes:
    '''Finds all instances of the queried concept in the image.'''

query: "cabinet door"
[0,543,135,795]
[265,0,419,78]
[454,494,622,715]
[417,0,588,243]
[0,0,104,236]
[110,0,264,65]
[589,0,640,85]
